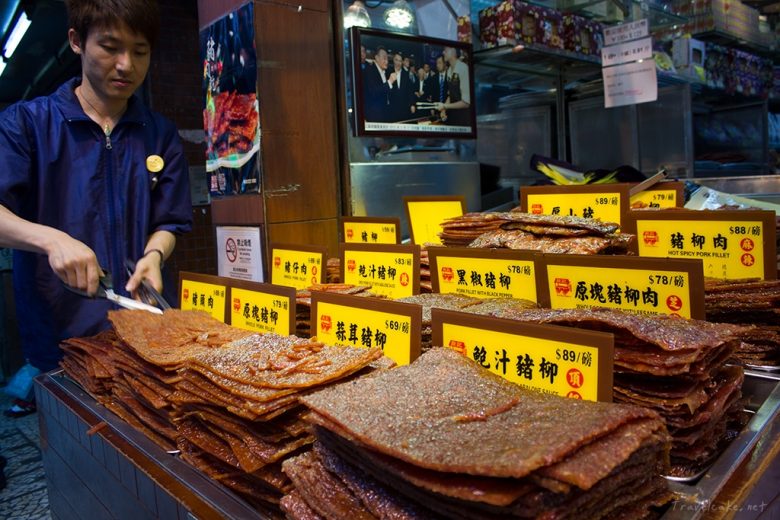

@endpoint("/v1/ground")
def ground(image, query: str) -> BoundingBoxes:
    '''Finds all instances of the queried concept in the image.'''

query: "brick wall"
[149,1,217,279]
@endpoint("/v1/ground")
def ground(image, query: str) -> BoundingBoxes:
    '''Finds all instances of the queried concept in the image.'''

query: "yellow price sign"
[625,210,777,281]
[178,272,228,322]
[311,292,422,366]
[342,217,400,244]
[269,243,326,290]
[629,182,683,209]
[404,196,466,245]
[428,247,538,302]
[521,184,630,226]
[538,255,705,319]
[228,283,295,336]
[431,309,613,402]
[341,244,420,299]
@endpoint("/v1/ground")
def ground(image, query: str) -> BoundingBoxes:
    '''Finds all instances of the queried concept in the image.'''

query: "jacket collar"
[55,77,147,125]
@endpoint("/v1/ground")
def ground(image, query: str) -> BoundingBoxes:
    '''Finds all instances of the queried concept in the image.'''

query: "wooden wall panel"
[267,219,339,257]
[197,0,249,29]
[255,0,340,224]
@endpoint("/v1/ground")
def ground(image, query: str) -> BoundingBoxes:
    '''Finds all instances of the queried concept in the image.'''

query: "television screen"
[350,27,476,138]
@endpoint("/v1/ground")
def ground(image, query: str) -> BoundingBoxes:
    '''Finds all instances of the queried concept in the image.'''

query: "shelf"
[691,30,776,58]
[474,44,602,84]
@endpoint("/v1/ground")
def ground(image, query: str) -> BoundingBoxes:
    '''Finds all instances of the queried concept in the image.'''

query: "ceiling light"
[384,0,414,29]
[344,0,371,29]
[3,11,31,59]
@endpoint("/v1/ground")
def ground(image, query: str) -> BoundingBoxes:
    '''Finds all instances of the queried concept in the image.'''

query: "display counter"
[36,363,779,519]
[35,371,263,520]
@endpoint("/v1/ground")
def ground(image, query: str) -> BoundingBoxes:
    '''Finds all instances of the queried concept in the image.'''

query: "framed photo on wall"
[350,27,476,138]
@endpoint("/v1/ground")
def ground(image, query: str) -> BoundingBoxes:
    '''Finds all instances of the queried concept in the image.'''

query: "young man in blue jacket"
[0,0,192,414]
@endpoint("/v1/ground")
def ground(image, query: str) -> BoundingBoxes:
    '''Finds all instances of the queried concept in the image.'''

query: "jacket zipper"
[103,126,121,293]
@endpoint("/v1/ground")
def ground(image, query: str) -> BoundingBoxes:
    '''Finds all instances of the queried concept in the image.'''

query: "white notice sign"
[604,19,649,45]
[601,37,653,67]
[603,60,658,108]
[216,226,264,282]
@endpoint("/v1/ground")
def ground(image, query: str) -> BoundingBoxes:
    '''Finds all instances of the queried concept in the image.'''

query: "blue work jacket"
[0,78,193,371]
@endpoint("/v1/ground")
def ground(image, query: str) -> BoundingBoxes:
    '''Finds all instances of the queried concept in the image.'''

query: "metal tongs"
[124,259,171,310]
[64,269,164,314]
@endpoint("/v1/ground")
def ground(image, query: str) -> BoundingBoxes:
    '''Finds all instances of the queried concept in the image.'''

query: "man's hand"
[46,234,102,295]
[388,72,397,85]
[125,252,163,298]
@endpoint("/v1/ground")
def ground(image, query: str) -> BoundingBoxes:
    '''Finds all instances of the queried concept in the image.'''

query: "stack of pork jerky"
[496,308,749,477]
[396,293,538,354]
[704,279,780,367]
[439,212,634,255]
[295,284,380,338]
[281,348,673,519]
[61,309,388,515]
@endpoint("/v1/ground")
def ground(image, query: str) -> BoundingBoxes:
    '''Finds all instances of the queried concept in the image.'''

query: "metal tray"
[661,370,780,519]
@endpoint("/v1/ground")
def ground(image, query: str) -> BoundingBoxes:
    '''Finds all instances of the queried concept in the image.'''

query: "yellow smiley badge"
[146,155,164,173]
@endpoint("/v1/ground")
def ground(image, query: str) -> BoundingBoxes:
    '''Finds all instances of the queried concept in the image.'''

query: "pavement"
[0,392,50,520]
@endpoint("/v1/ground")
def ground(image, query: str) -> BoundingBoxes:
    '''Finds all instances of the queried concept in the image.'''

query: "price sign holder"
[178,271,229,322]
[227,280,296,335]
[404,195,466,245]
[340,243,421,299]
[311,291,422,366]
[341,216,401,244]
[431,309,614,402]
[428,247,539,302]
[624,210,777,281]
[537,254,705,319]
[629,181,684,209]
[520,184,631,227]
[269,243,327,290]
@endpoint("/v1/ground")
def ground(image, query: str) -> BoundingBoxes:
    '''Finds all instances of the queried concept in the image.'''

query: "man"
[0,0,192,396]
[360,45,367,70]
[402,56,415,83]
[422,62,431,79]
[362,46,394,122]
[435,46,472,127]
[414,68,428,102]
[388,52,415,123]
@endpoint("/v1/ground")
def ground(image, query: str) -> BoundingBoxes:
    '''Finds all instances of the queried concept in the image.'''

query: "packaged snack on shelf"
[457,14,472,43]
[496,0,518,45]
[479,5,498,48]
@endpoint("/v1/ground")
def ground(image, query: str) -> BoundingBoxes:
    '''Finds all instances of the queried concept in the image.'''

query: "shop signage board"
[269,243,327,290]
[404,196,466,245]
[604,18,648,45]
[624,210,777,280]
[227,281,295,336]
[629,181,684,209]
[340,243,420,299]
[312,291,422,366]
[428,247,539,302]
[178,271,229,322]
[601,19,656,109]
[341,216,401,244]
[520,184,630,227]
[537,254,705,319]
[431,309,614,402]
[216,226,263,282]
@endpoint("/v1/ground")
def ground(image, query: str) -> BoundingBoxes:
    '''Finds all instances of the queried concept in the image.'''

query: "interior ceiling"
[0,0,79,109]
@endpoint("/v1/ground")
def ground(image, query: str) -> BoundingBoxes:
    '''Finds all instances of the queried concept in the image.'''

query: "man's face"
[417,69,426,80]
[375,49,388,70]
[423,63,430,74]
[360,45,366,61]
[69,21,151,102]
[393,54,403,72]
[403,57,410,69]
[444,47,456,63]
[436,57,445,72]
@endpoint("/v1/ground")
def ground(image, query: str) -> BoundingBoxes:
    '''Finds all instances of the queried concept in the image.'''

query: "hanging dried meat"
[704,278,780,367]
[59,309,391,515]
[493,307,749,476]
[285,348,671,519]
